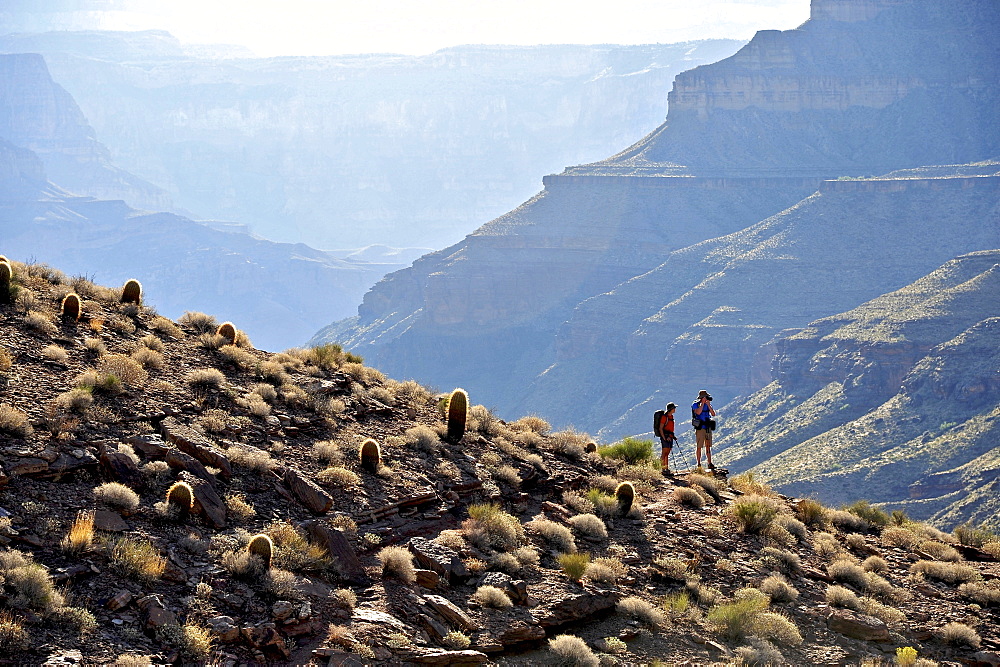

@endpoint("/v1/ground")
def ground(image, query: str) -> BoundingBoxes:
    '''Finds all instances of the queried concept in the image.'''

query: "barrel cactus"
[61,293,82,320]
[121,279,142,304]
[447,388,469,442]
[216,322,237,344]
[615,482,636,515]
[247,533,274,569]
[360,438,381,472]
[166,481,194,517]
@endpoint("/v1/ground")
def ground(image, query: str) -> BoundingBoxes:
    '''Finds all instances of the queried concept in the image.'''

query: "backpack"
[653,410,666,438]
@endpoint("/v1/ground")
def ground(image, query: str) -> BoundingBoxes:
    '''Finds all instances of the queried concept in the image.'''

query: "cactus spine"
[615,482,635,516]
[121,279,142,304]
[447,388,468,442]
[216,322,237,344]
[247,533,274,569]
[61,293,82,320]
[359,438,381,472]
[166,481,194,517]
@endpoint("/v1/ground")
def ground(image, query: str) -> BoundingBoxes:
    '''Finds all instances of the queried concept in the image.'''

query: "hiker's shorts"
[696,427,712,448]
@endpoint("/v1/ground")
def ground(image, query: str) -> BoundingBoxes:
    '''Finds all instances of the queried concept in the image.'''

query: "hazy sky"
[81,0,811,57]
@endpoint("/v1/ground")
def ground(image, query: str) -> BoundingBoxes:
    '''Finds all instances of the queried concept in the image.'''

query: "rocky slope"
[0,31,744,249]
[1,261,1000,665]
[716,250,1000,528]
[320,0,1000,440]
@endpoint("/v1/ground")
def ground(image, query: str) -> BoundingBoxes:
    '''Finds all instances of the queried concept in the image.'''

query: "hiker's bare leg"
[705,433,713,467]
[696,429,707,467]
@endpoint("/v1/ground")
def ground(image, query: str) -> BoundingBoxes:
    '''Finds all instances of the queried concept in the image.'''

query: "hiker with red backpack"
[692,389,717,470]
[654,403,678,472]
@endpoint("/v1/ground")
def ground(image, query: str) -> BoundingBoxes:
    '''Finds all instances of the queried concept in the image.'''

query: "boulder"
[127,434,169,458]
[302,520,366,583]
[206,615,240,643]
[415,569,440,589]
[241,623,290,661]
[422,595,479,632]
[160,417,232,479]
[500,621,546,645]
[93,509,129,532]
[284,467,333,514]
[99,449,143,487]
[409,537,470,583]
[531,588,620,628]
[410,650,489,665]
[165,449,216,487]
[136,594,177,631]
[178,471,227,529]
[827,609,890,642]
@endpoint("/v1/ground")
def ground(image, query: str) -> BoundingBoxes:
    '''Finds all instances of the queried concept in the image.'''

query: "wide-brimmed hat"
[697,389,710,398]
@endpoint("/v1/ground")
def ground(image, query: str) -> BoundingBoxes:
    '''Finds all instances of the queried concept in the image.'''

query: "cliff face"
[322,0,1000,441]
[0,53,171,210]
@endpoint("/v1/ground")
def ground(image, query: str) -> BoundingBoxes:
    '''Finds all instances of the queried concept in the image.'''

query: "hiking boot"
[707,462,716,471]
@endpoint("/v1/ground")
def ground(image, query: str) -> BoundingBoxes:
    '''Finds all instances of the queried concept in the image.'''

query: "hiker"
[655,403,678,472]
[692,389,717,470]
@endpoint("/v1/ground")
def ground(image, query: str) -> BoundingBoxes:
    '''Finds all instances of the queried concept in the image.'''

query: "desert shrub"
[267,521,332,573]
[862,556,888,574]
[443,631,471,649]
[0,612,29,652]
[558,552,590,582]
[0,552,65,612]
[568,513,607,539]
[0,347,12,372]
[689,473,723,503]
[25,311,56,335]
[751,611,802,646]
[491,552,521,574]
[221,550,266,580]
[910,560,981,585]
[472,585,513,609]
[829,509,870,534]
[562,491,595,515]
[730,471,772,496]
[844,500,889,530]
[813,531,844,557]
[42,344,68,362]
[263,568,304,600]
[377,546,416,583]
[110,537,166,582]
[218,344,256,369]
[150,317,184,338]
[83,337,106,356]
[405,425,440,453]
[707,595,769,642]
[515,545,540,568]
[675,486,706,509]
[654,556,688,580]
[186,368,225,391]
[312,440,343,464]
[734,639,785,667]
[663,591,690,614]
[954,523,996,548]
[859,596,906,626]
[179,311,218,333]
[469,404,504,437]
[224,493,256,520]
[827,559,868,589]
[760,574,799,603]
[511,415,550,435]
[687,580,724,606]
[547,428,590,460]
[959,581,1000,606]
[331,588,357,611]
[529,518,577,552]
[729,495,781,534]
[584,559,622,586]
[142,460,170,479]
[94,482,141,512]
[98,354,148,387]
[464,503,525,552]
[160,623,213,661]
[238,393,271,417]
[317,466,361,488]
[882,525,921,550]
[845,533,867,552]
[0,404,33,438]
[56,388,94,413]
[227,444,275,472]
[940,622,981,649]
[592,475,619,493]
[548,634,598,667]
[585,488,619,517]
[918,540,961,562]
[826,585,861,610]
[598,437,654,464]
[774,514,808,543]
[617,596,665,627]
[130,347,164,370]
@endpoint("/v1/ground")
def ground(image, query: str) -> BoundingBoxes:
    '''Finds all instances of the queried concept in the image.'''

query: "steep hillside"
[715,251,1000,528]
[1,261,999,665]
[321,0,1000,440]
[0,32,744,249]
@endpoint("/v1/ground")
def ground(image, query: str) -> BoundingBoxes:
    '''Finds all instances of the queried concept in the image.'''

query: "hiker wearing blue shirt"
[691,389,717,471]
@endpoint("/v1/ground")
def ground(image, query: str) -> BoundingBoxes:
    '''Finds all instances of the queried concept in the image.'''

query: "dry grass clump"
[584,557,627,585]
[959,581,1000,606]
[826,584,860,609]
[94,482,141,512]
[160,623,214,661]
[688,473,723,503]
[617,596,666,628]
[675,486,706,509]
[377,546,416,583]
[547,428,591,460]
[226,444,276,472]
[342,362,383,386]
[264,568,305,600]
[110,536,166,583]
[813,531,844,557]
[862,556,888,573]
[468,404,505,437]
[751,611,803,646]
[760,574,799,603]
[493,465,521,488]
[60,510,95,555]
[909,560,981,584]
[706,593,768,642]
[463,503,525,552]
[238,393,271,417]
[186,368,226,391]
[83,337,106,356]
[568,513,607,539]
[562,491,595,515]
[728,494,782,534]
[0,404,33,438]
[224,493,256,521]
[558,552,590,581]
[472,585,513,609]
[733,639,785,667]
[98,354,148,387]
[940,622,981,649]
[317,466,361,488]
[827,559,868,589]
[653,556,688,580]
[548,634,598,667]
[267,521,333,573]
[55,388,94,413]
[221,549,267,580]
[0,550,65,612]
[829,509,870,534]
[918,540,961,562]
[0,346,12,372]
[773,514,808,543]
[442,631,471,649]
[0,611,29,652]
[130,347,164,370]
[859,596,906,626]
[150,317,183,339]
[528,518,577,553]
